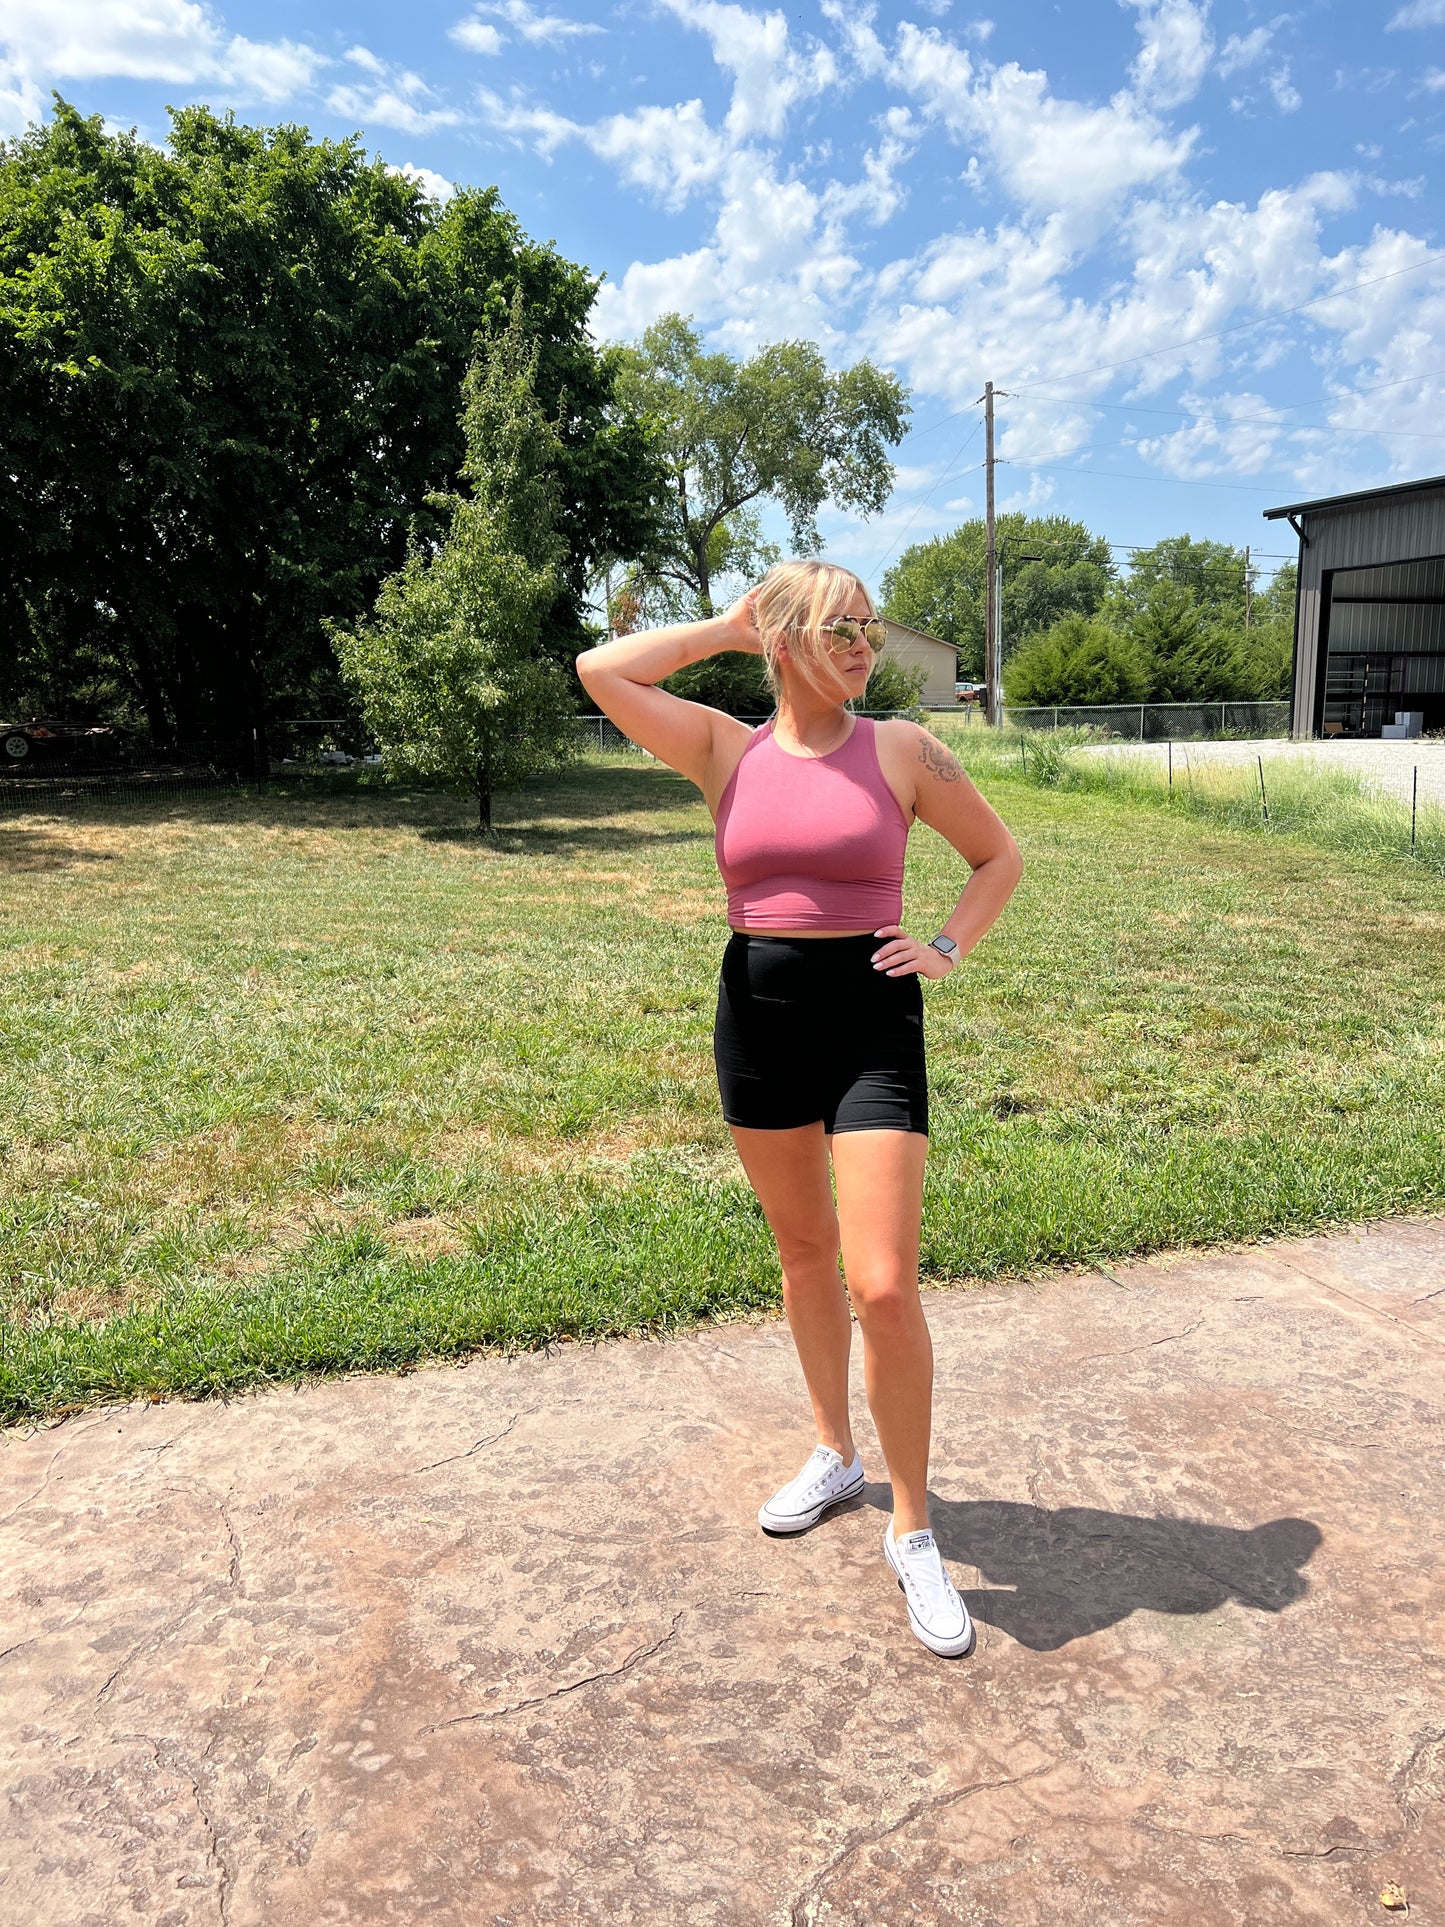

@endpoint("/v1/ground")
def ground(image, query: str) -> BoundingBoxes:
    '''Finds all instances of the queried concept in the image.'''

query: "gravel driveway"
[1083,736,1445,809]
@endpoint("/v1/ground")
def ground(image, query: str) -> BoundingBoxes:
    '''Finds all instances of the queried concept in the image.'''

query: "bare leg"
[830,1130,932,1536]
[728,1122,855,1463]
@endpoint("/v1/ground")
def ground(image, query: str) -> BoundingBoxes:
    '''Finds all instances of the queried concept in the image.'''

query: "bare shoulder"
[876,717,968,786]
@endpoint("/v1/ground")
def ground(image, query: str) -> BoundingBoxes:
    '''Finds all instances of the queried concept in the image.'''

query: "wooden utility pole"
[983,380,997,725]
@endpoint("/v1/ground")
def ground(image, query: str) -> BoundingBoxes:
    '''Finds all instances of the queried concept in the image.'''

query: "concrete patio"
[2,1218,1442,1925]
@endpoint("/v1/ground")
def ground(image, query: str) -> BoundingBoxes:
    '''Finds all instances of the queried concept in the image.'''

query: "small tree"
[335,301,575,831]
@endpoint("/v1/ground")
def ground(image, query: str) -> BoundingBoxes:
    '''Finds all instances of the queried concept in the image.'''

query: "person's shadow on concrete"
[863,1489,1323,1651]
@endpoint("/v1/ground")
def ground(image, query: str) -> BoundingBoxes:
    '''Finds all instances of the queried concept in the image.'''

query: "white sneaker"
[758,1445,865,1535]
[883,1525,976,1657]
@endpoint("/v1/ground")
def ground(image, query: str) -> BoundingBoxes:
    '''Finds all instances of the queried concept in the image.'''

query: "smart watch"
[928,934,959,963]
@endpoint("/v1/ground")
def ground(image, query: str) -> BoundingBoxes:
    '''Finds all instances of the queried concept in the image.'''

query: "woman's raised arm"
[575,593,761,790]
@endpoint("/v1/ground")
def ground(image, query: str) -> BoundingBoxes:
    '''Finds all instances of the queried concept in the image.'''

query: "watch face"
[932,937,958,954]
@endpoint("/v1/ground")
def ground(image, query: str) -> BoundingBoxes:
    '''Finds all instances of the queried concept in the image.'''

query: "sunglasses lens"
[864,619,887,651]
[826,619,862,649]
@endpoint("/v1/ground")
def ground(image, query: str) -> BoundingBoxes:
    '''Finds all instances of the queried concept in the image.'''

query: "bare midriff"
[730,927,872,938]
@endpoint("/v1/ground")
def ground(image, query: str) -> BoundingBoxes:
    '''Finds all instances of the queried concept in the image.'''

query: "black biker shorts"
[713,932,929,1137]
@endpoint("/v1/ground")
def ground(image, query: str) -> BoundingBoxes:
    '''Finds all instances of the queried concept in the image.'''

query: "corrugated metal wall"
[1287,487,1445,737]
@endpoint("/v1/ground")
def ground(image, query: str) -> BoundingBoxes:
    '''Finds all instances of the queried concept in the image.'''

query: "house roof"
[882,619,958,655]
[1263,473,1445,521]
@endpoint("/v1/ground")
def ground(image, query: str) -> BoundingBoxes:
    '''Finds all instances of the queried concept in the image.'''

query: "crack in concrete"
[784,1763,1053,1925]
[417,1610,685,1735]
[395,1413,520,1481]
[0,1637,35,1664]
[96,1592,213,1708]
[218,1493,244,1594]
[1138,1817,1378,1863]
[1392,1724,1445,1834]
[0,1416,107,1528]
[113,1731,232,1926]
[162,1731,233,1927]
[1075,1321,1202,1365]
[1277,1258,1445,1349]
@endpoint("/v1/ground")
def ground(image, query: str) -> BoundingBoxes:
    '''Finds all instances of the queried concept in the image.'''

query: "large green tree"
[612,313,909,621]
[881,513,1113,679]
[1118,535,1247,621]
[335,300,574,831]
[0,101,657,746]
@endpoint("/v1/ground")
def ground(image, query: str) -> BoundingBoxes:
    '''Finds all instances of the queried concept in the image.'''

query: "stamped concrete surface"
[2,1220,1443,1927]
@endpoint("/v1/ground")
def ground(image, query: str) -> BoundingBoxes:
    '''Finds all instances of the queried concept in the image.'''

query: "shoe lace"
[897,1539,960,1620]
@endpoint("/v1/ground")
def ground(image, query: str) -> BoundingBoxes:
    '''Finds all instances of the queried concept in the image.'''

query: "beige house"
[880,620,960,706]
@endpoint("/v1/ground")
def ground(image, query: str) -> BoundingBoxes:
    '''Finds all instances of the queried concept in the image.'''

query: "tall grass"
[940,724,1445,876]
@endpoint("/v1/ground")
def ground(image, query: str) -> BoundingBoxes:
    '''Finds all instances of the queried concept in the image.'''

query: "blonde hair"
[753,559,875,704]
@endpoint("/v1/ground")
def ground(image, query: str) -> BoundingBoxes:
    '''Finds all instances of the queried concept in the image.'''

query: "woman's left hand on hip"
[870,925,955,980]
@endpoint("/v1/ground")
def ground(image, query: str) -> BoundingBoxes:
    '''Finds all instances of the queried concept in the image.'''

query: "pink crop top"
[714,717,910,932]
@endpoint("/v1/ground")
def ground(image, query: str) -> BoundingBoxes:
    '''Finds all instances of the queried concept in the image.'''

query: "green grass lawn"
[3,751,1443,1422]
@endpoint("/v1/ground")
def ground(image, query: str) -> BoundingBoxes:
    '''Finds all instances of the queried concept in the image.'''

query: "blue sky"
[6,1,1445,594]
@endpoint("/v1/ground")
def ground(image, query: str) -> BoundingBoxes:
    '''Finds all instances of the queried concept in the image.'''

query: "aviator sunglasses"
[820,614,889,654]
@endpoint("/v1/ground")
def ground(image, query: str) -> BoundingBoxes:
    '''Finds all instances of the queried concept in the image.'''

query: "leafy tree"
[882,514,1113,679]
[1240,561,1296,699]
[0,101,658,744]
[613,313,908,619]
[1120,535,1247,621]
[663,649,926,717]
[1003,614,1151,707]
[334,301,574,831]
[1127,582,1258,703]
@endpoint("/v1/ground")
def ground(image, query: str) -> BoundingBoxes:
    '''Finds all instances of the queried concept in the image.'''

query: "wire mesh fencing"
[1002,700,1291,740]
[0,724,383,814]
[573,710,925,754]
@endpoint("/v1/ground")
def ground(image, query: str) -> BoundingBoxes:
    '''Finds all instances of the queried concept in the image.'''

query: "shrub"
[1003,615,1151,706]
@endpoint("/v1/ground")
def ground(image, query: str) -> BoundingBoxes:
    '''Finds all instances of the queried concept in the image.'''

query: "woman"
[577,559,1021,1657]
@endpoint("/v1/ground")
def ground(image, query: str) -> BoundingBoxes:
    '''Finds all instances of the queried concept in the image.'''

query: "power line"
[901,362,1445,462]
[867,423,985,577]
[1006,251,1445,397]
[1005,371,1445,438]
[1003,459,1288,494]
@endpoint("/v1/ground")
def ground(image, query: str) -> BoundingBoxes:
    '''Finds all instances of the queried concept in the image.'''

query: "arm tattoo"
[917,736,963,784]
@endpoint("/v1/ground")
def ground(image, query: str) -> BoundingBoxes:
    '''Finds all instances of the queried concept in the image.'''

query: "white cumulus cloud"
[1125,0,1213,110]
[657,0,839,141]
[454,1,602,48]
[329,47,462,135]
[389,162,457,202]
[0,0,319,134]
[1388,0,1445,26]
[1217,25,1273,76]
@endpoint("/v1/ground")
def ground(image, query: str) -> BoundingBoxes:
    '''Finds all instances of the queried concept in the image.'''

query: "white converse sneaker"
[883,1525,976,1657]
[758,1445,865,1535]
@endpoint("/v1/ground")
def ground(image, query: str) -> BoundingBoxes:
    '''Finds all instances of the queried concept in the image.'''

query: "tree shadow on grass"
[0,825,123,872]
[863,1488,1322,1651]
[0,759,704,845]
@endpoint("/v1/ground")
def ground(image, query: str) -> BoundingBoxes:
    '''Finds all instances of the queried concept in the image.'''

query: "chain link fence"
[573,710,923,753]
[0,722,383,814]
[1001,700,1291,740]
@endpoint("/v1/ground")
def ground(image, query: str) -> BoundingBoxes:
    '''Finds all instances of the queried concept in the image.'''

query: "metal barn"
[1265,474,1445,740]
